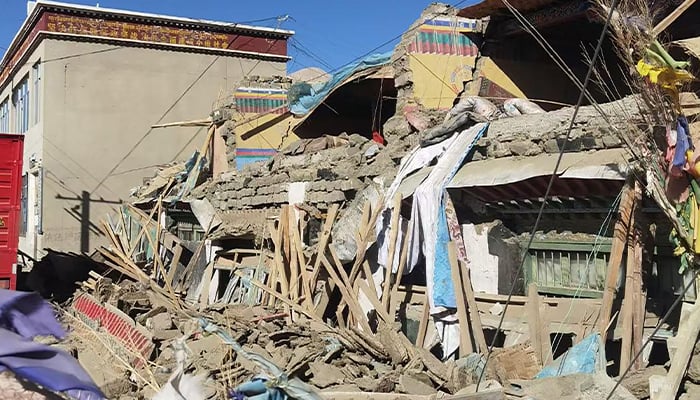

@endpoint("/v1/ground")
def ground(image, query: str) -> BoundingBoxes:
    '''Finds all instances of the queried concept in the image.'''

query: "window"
[176,221,204,241]
[524,240,611,297]
[32,62,40,125]
[12,77,29,133]
[0,98,8,133]
[19,174,28,236]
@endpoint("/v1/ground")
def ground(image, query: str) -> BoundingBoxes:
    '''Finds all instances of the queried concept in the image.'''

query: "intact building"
[0,1,292,257]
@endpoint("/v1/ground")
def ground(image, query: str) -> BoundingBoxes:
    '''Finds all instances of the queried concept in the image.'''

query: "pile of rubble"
[66,277,510,399]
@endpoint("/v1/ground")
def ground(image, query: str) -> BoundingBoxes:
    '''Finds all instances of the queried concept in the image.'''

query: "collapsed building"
[21,1,700,400]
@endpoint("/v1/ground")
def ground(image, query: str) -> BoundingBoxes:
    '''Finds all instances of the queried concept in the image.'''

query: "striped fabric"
[235,148,277,170]
[234,87,287,114]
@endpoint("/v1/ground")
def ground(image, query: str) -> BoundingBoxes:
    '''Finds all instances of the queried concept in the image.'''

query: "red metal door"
[0,134,24,290]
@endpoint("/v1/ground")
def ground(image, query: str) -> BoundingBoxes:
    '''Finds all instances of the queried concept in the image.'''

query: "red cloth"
[372,131,385,145]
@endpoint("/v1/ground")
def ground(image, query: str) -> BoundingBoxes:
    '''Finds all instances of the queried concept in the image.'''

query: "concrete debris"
[22,1,700,399]
[618,365,666,399]
[508,373,637,400]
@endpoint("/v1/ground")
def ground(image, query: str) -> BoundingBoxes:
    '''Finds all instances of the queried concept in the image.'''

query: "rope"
[476,0,622,390]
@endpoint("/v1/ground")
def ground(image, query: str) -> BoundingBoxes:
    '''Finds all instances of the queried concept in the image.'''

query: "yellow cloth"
[636,60,694,90]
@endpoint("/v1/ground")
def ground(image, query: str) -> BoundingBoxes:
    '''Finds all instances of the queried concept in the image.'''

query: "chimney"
[27,1,37,16]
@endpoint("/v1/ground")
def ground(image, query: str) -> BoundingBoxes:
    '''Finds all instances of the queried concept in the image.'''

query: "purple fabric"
[0,290,104,400]
[0,290,66,339]
[674,116,691,168]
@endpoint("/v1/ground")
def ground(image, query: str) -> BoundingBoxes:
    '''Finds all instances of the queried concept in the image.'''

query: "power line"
[289,38,333,70]
[90,32,246,193]
[90,0,471,190]
[476,0,622,390]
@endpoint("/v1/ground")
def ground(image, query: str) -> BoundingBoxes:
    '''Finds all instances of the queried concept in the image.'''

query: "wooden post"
[599,181,635,336]
[620,182,643,373]
[632,184,646,370]
[459,258,488,354]
[448,242,474,355]
[416,299,430,348]
[527,283,552,366]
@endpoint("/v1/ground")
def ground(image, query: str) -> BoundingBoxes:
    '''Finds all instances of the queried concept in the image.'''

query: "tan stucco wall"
[18,39,285,254]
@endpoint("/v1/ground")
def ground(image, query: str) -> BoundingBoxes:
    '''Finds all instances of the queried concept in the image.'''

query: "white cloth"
[410,123,487,315]
[376,135,460,274]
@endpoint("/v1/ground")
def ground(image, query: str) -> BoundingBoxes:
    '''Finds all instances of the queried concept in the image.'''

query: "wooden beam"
[382,194,403,311]
[459,258,488,354]
[620,181,643,373]
[416,300,430,349]
[527,283,552,366]
[237,272,322,322]
[310,204,340,287]
[448,242,474,355]
[653,0,697,36]
[631,183,646,371]
[598,182,635,336]
[151,118,212,128]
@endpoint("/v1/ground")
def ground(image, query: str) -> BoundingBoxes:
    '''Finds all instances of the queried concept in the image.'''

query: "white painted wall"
[463,223,500,294]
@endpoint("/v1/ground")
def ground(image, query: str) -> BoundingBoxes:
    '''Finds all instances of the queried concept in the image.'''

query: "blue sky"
[0,0,476,73]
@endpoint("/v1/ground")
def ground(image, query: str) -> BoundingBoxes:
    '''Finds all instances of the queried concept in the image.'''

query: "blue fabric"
[433,203,456,308]
[288,52,392,116]
[431,124,489,309]
[536,333,601,378]
[0,290,66,339]
[0,290,105,400]
[230,377,287,400]
[674,116,691,168]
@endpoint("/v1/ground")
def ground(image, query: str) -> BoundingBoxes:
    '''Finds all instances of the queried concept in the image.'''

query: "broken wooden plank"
[526,283,552,366]
[310,204,340,287]
[382,193,403,311]
[459,258,488,354]
[390,219,412,317]
[416,298,430,349]
[235,271,322,322]
[598,182,634,336]
[620,181,643,374]
[448,241,474,355]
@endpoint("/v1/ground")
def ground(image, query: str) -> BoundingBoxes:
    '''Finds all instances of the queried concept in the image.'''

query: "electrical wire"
[476,0,622,390]
[89,0,471,189]
[90,33,245,193]
[289,38,334,71]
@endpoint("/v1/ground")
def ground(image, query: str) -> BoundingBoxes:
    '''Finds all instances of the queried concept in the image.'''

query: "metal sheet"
[448,148,628,188]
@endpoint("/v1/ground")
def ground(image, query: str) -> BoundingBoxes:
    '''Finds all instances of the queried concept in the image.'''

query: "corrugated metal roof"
[458,0,561,18]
